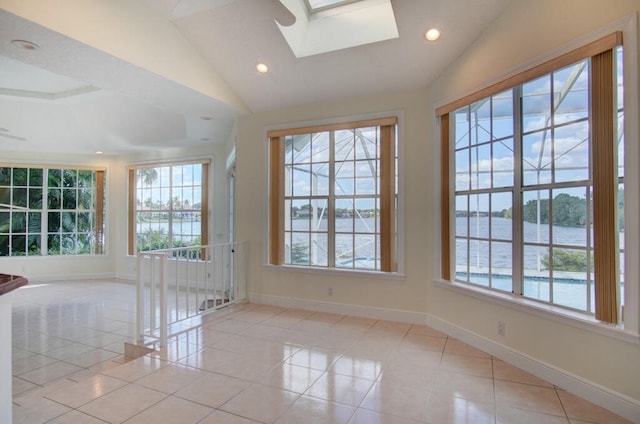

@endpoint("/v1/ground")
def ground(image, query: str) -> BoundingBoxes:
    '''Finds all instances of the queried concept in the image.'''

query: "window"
[304,0,361,13]
[438,33,624,323]
[0,166,105,256]
[269,117,397,272]
[128,161,209,254]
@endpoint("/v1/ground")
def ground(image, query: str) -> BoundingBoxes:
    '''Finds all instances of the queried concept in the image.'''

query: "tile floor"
[10,279,632,424]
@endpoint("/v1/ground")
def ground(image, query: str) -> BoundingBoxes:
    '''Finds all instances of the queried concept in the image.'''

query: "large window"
[0,166,105,256]
[269,117,397,272]
[439,33,624,323]
[128,161,209,254]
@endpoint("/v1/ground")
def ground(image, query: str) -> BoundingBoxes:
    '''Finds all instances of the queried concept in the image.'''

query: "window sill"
[263,264,406,281]
[433,278,640,344]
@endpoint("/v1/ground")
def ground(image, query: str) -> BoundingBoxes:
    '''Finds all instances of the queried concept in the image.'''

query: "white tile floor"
[11,279,632,423]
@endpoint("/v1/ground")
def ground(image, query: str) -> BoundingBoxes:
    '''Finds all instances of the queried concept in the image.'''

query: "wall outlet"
[327,287,333,297]
[497,320,506,336]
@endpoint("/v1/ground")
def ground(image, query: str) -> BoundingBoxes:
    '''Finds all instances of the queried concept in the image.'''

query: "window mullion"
[328,131,336,268]
[41,169,48,256]
[513,86,524,295]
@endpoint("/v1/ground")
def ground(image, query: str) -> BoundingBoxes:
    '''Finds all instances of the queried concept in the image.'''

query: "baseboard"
[27,272,117,283]
[248,292,428,324]
[248,292,640,422]
[426,314,640,423]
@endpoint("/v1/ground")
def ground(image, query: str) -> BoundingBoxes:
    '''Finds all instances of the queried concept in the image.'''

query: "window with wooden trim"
[439,33,624,323]
[128,161,209,254]
[269,117,398,272]
[0,166,105,256]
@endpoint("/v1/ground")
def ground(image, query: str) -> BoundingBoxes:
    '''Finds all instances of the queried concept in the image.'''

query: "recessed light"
[95,151,104,155]
[11,39,39,50]
[200,116,214,121]
[256,62,269,74]
[425,28,441,41]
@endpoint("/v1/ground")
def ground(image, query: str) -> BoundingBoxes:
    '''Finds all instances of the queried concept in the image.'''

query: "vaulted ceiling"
[0,0,512,155]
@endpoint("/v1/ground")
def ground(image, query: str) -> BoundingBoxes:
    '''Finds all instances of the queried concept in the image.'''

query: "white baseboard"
[249,292,640,423]
[248,292,428,323]
[27,272,117,283]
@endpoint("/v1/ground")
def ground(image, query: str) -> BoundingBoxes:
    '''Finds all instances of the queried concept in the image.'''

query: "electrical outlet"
[497,320,506,336]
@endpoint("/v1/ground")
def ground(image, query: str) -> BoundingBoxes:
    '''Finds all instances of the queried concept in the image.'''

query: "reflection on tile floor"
[11,279,632,423]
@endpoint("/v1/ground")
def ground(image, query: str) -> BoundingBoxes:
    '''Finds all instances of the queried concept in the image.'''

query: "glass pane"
[0,168,10,186]
[48,169,62,187]
[12,235,26,255]
[492,90,514,139]
[48,234,60,254]
[355,127,378,160]
[63,170,76,187]
[312,163,329,196]
[355,160,377,195]
[551,187,588,246]
[292,164,311,196]
[29,188,42,209]
[27,234,41,256]
[551,248,589,311]
[12,188,27,208]
[311,132,330,162]
[455,238,468,281]
[468,193,489,239]
[62,212,76,232]
[522,131,552,186]
[78,170,93,188]
[63,189,77,209]
[0,235,7,256]
[523,190,550,244]
[13,168,28,186]
[77,212,92,232]
[61,234,75,254]
[455,148,470,191]
[354,234,376,269]
[28,212,41,232]
[523,75,551,133]
[0,187,8,205]
[335,233,354,268]
[335,130,355,161]
[455,195,468,238]
[310,232,328,266]
[470,99,491,145]
[455,107,470,149]
[335,198,354,232]
[523,245,550,301]
[0,212,9,233]
[291,233,309,265]
[553,61,589,123]
[48,212,60,232]
[12,212,25,232]
[492,138,514,188]
[491,241,512,292]
[48,189,61,209]
[554,121,589,183]
[77,233,91,254]
[29,168,43,186]
[474,143,491,190]
[468,240,489,286]
[354,198,377,233]
[335,161,354,195]
[491,192,512,240]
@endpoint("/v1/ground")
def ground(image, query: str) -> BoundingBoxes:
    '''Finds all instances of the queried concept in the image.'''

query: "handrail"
[136,241,247,346]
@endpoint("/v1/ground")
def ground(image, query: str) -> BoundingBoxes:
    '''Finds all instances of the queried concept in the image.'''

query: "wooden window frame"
[439,33,623,323]
[268,117,398,272]
[127,160,209,255]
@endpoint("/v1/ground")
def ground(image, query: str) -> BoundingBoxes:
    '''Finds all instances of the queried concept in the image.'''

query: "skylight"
[277,0,398,58]
[305,0,361,13]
